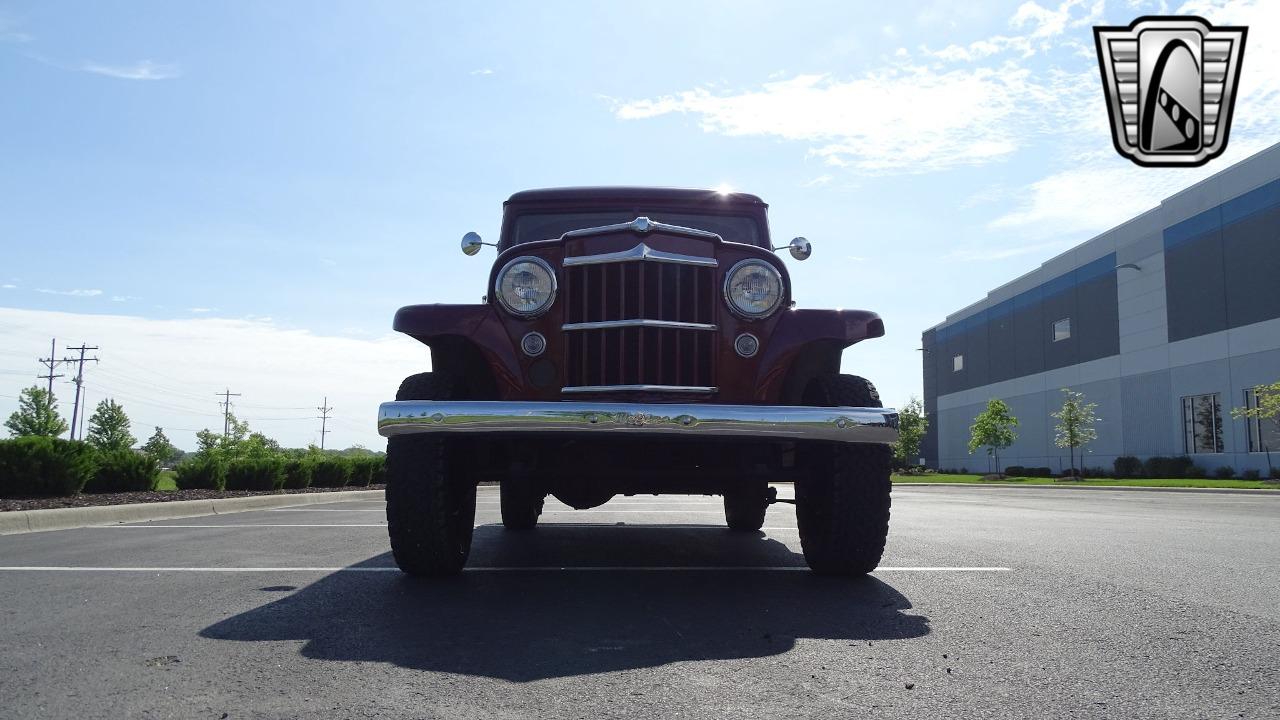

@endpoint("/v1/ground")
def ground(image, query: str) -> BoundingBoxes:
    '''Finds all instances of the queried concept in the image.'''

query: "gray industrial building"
[922,143,1280,475]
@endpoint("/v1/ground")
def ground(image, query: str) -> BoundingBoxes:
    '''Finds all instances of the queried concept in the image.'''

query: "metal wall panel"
[1120,370,1174,456]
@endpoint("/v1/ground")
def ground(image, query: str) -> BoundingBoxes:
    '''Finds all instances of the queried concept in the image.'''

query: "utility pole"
[217,388,242,438]
[317,396,333,450]
[63,343,99,441]
[37,338,64,400]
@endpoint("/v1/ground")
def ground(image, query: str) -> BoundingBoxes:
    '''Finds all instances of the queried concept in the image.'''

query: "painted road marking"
[102,524,390,528]
[268,508,735,514]
[96,523,803,530]
[0,565,1012,573]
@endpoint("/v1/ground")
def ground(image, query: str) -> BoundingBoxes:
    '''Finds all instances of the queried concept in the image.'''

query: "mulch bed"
[1,484,387,513]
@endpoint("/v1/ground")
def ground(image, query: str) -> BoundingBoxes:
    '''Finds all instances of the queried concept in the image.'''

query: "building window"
[1182,393,1224,454]
[1053,317,1071,342]
[953,354,964,372]
[1244,388,1279,453]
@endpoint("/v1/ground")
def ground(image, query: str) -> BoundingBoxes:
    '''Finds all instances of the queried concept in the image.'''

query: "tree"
[894,396,929,468]
[4,386,69,438]
[86,398,136,452]
[968,398,1019,473]
[1052,388,1099,478]
[194,414,279,461]
[1233,380,1280,475]
[141,426,179,465]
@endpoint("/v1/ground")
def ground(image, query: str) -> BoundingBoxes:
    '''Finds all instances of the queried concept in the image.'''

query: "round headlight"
[495,257,557,317]
[723,259,784,319]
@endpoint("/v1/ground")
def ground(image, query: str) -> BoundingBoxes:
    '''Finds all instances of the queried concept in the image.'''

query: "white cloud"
[110,295,140,303]
[988,137,1277,237]
[802,174,833,187]
[469,68,494,76]
[615,68,1043,172]
[947,239,1074,262]
[188,307,215,313]
[1010,1,1072,39]
[1,284,15,290]
[81,60,180,81]
[37,288,102,297]
[0,307,425,450]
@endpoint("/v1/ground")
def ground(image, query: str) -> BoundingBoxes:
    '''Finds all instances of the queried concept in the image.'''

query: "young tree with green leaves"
[1052,388,1099,478]
[1233,380,1280,475]
[86,398,136,452]
[141,426,179,465]
[4,386,69,438]
[968,398,1019,473]
[894,396,929,468]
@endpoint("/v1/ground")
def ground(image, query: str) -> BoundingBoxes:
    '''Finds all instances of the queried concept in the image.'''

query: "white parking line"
[97,523,799,530]
[0,565,1012,573]
[103,524,388,528]
[267,504,732,509]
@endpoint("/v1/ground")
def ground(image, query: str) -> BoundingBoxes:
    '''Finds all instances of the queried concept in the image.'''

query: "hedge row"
[0,437,161,497]
[174,454,385,492]
[0,437,385,498]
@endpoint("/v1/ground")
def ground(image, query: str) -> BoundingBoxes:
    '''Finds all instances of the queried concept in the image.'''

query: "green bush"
[174,456,227,491]
[84,450,159,493]
[1213,465,1235,479]
[225,457,285,491]
[282,458,313,490]
[1242,469,1261,480]
[1082,466,1109,479]
[0,437,98,497]
[1143,456,1195,478]
[309,457,351,487]
[1113,456,1143,478]
[1184,464,1206,478]
[1024,466,1052,478]
[347,457,375,487]
[1004,465,1026,477]
[369,455,386,485]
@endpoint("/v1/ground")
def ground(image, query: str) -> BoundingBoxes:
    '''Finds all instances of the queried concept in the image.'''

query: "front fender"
[754,309,885,403]
[393,304,523,397]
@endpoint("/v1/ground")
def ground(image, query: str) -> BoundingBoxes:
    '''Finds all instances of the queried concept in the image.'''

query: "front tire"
[385,373,477,576]
[795,374,893,575]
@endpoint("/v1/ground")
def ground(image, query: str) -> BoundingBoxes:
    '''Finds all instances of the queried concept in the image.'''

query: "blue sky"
[2,0,1278,449]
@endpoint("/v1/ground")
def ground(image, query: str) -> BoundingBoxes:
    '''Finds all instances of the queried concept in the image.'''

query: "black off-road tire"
[385,372,477,576]
[795,374,893,575]
[724,486,769,531]
[500,466,544,531]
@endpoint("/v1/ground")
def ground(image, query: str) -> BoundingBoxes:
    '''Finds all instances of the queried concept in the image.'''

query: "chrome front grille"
[561,247,718,393]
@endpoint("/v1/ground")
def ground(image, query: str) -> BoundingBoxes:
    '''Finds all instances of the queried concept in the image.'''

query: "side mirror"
[461,231,493,256]
[774,236,812,261]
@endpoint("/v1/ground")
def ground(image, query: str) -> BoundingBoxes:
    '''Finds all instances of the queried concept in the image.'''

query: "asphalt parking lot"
[1,485,1278,719]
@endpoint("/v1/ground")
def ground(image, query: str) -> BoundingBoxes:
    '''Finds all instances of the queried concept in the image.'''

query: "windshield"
[511,211,764,248]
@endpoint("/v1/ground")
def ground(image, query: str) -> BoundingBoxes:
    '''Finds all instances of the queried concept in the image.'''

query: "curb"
[892,482,1279,496]
[0,489,386,536]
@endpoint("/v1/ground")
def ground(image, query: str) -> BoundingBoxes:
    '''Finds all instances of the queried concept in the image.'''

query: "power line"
[63,343,99,441]
[217,388,241,437]
[317,396,333,450]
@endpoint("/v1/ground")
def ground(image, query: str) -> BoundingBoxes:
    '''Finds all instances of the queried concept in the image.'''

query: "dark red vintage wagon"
[377,187,898,575]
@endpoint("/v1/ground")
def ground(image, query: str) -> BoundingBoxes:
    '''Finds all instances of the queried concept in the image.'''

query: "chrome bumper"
[377,401,898,444]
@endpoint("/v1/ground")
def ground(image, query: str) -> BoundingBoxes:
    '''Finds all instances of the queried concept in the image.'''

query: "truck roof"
[504,186,768,208]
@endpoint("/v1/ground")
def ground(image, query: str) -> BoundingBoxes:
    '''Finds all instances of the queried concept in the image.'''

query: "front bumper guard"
[377,401,898,444]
